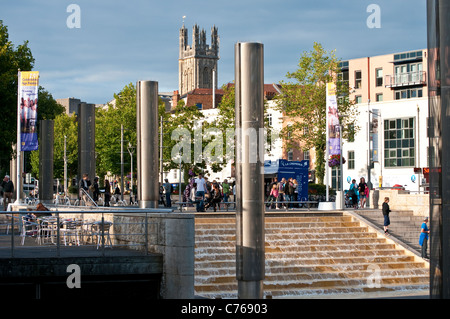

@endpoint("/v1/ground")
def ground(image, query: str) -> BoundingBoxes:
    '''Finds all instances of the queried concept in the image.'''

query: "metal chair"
[61,219,82,246]
[91,221,113,249]
[20,216,39,246]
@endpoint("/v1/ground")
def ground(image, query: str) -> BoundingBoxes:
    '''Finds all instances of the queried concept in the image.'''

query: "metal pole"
[39,120,54,204]
[179,159,182,205]
[325,85,329,202]
[64,135,67,195]
[137,80,159,208]
[15,70,22,204]
[367,100,371,207]
[160,116,164,186]
[235,42,265,299]
[121,124,124,202]
[339,125,344,207]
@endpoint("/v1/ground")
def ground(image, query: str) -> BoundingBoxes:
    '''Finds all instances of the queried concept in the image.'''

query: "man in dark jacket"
[1,175,14,210]
[382,197,391,235]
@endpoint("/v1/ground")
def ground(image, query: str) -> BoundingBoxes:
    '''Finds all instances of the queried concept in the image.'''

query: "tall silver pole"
[137,80,159,208]
[160,116,164,186]
[325,85,329,201]
[339,125,344,207]
[64,135,67,195]
[235,42,265,299]
[15,70,22,204]
[120,124,124,202]
[367,100,371,207]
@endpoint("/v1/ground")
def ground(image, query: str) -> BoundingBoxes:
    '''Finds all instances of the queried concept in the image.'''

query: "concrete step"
[194,213,429,299]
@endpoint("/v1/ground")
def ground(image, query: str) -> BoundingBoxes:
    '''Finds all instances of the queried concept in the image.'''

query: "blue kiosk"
[264,159,309,201]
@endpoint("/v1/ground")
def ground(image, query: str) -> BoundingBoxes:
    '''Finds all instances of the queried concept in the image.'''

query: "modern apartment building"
[335,49,429,192]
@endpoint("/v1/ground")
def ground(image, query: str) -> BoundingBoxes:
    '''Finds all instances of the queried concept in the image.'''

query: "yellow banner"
[327,82,336,96]
[21,71,39,87]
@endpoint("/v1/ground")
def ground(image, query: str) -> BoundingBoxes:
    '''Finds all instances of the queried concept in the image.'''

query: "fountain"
[194,213,429,299]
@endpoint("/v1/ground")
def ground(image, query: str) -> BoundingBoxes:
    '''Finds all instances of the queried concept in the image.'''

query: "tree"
[95,83,138,180]
[163,99,208,182]
[276,42,359,183]
[212,83,277,172]
[0,20,34,173]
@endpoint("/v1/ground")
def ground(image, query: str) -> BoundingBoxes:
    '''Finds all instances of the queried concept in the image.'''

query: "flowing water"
[194,213,429,299]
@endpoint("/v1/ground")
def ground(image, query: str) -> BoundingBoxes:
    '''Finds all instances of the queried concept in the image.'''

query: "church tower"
[179,24,219,96]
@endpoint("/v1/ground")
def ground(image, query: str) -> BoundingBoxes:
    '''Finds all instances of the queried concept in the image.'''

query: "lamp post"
[127,143,135,202]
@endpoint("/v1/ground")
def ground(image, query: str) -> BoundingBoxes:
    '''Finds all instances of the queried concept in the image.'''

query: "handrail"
[79,188,98,207]
[0,210,156,258]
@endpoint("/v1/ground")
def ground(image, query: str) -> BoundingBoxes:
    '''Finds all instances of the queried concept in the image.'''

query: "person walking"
[164,179,172,208]
[104,180,111,207]
[79,173,91,205]
[92,177,100,203]
[419,217,430,259]
[382,197,391,235]
[268,184,278,209]
[277,178,286,209]
[194,173,207,212]
[205,184,222,212]
[348,179,358,209]
[222,179,230,207]
[358,177,368,208]
[1,175,14,211]
[285,178,295,209]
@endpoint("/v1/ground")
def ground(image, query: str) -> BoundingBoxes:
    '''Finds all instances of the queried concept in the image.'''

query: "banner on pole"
[326,82,340,156]
[19,71,39,151]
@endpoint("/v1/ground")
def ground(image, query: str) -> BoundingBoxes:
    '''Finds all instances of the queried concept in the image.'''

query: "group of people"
[182,174,235,212]
[79,173,121,207]
[347,177,369,209]
[20,97,37,134]
[266,177,299,209]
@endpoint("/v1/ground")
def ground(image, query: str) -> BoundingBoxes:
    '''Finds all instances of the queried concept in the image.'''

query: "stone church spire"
[178,24,219,96]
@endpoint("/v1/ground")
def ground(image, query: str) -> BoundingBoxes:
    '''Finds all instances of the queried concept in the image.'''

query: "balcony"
[385,71,427,88]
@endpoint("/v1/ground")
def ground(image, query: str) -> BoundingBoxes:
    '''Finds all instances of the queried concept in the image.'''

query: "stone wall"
[370,189,429,217]
[113,212,195,299]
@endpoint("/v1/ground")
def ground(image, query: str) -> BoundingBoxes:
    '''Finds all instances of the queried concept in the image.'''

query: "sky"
[1,0,427,105]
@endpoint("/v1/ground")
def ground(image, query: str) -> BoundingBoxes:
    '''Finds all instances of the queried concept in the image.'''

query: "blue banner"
[19,71,39,151]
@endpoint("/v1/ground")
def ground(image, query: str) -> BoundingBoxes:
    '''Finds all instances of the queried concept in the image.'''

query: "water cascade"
[194,212,429,299]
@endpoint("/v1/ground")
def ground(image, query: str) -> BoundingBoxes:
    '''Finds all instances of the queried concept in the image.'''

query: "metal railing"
[0,210,156,258]
[385,71,426,87]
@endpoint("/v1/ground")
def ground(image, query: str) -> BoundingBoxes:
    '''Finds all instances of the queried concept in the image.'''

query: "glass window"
[287,149,293,161]
[376,68,383,87]
[355,71,362,89]
[348,151,355,169]
[384,117,415,168]
[376,93,383,102]
[304,150,310,161]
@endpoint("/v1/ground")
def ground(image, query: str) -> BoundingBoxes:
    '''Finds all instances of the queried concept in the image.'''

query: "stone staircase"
[354,210,427,254]
[194,212,429,299]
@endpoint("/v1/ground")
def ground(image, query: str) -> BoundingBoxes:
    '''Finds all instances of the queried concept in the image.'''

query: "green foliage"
[276,42,359,183]
[0,20,35,172]
[213,83,276,168]
[95,83,137,178]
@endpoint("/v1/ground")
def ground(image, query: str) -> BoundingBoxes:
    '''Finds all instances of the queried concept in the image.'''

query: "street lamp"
[127,143,135,202]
